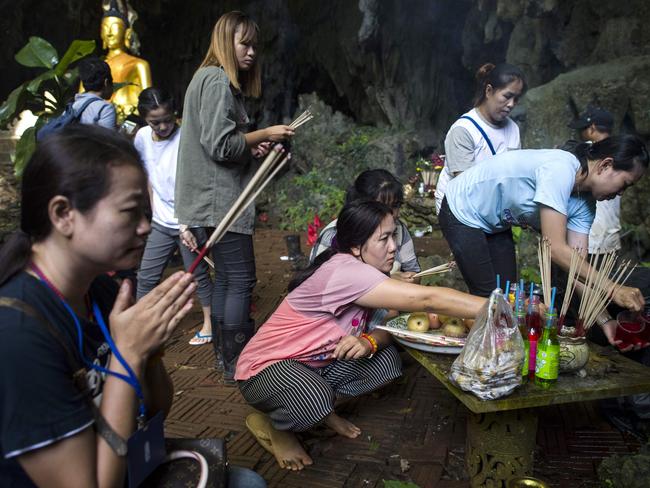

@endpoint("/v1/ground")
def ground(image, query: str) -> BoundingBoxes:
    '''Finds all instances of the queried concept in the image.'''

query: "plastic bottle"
[535,309,560,388]
[517,310,529,383]
[526,294,542,379]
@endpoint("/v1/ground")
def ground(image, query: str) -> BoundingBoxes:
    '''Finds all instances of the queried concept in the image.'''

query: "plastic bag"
[449,288,524,400]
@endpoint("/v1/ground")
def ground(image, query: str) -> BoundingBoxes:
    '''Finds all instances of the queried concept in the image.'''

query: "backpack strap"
[0,296,128,456]
[73,96,103,118]
[460,115,497,156]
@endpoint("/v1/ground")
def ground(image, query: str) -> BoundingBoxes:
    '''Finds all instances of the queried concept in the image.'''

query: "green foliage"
[274,169,345,231]
[382,481,421,488]
[271,126,384,230]
[0,37,96,176]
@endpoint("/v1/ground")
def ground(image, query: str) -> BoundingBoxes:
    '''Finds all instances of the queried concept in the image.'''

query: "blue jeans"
[209,231,256,328]
[229,466,266,488]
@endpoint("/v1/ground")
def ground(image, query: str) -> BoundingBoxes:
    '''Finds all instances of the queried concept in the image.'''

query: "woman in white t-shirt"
[435,63,527,214]
[134,88,214,346]
[237,200,486,472]
[439,136,648,321]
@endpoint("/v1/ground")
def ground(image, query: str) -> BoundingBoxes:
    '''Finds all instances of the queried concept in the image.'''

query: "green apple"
[407,312,430,332]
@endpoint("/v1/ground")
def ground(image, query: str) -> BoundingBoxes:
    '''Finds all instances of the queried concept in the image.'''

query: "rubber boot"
[220,320,255,385]
[210,317,224,372]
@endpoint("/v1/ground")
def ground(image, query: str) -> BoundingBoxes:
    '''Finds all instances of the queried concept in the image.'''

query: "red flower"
[307,223,318,246]
[258,212,269,223]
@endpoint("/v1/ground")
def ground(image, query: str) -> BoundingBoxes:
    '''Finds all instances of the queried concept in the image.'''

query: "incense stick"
[412,262,455,278]
[538,237,552,305]
[187,146,289,273]
[289,109,313,129]
[559,248,583,319]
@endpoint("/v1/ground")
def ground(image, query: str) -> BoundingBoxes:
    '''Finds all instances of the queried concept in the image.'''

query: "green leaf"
[54,40,96,76]
[13,126,37,178]
[15,37,59,69]
[0,83,27,128]
[382,481,421,488]
[112,81,135,93]
[26,70,57,95]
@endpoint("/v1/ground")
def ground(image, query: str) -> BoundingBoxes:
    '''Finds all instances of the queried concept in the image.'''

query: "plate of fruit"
[375,312,470,354]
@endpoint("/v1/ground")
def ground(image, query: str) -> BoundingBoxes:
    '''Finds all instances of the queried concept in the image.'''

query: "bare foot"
[268,424,314,471]
[324,412,361,438]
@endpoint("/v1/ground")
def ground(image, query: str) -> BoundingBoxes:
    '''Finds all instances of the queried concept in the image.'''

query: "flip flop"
[245,413,275,455]
[189,331,213,346]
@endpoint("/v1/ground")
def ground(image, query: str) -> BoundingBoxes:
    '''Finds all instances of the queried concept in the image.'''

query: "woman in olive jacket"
[176,11,293,382]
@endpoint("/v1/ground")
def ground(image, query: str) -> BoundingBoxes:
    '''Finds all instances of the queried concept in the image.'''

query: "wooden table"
[406,343,650,488]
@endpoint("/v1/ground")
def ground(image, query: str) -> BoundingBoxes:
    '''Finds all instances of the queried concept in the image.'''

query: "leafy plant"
[382,481,421,488]
[0,36,96,176]
[273,169,345,231]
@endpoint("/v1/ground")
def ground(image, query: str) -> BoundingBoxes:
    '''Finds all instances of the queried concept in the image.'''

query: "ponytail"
[473,62,527,107]
[561,135,649,175]
[0,230,33,286]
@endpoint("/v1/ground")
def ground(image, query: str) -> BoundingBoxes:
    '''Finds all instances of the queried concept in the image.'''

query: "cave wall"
[2,0,650,146]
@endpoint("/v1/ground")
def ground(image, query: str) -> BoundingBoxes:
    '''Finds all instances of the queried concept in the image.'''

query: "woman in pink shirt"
[237,200,485,471]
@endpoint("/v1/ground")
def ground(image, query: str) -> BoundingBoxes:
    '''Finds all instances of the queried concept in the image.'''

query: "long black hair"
[345,169,403,209]
[0,125,144,286]
[137,87,175,118]
[473,63,527,107]
[288,200,393,291]
[561,134,649,175]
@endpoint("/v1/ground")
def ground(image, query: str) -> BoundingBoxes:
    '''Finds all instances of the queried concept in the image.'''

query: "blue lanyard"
[30,265,147,424]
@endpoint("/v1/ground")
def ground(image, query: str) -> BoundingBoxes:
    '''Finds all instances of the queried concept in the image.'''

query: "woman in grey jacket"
[176,11,293,382]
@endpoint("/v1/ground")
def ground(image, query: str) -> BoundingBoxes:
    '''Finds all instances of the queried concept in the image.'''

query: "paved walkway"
[161,230,641,487]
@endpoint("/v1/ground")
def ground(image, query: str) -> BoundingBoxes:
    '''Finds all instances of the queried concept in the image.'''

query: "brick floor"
[161,229,643,487]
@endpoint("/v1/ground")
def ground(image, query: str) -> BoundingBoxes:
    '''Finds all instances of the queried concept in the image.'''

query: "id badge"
[127,411,166,487]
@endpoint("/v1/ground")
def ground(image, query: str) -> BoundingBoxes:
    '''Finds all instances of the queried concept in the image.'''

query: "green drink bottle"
[517,311,529,382]
[535,309,559,388]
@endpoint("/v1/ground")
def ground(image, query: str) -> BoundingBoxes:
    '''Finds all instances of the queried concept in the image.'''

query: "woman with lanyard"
[175,11,294,382]
[438,136,648,333]
[0,126,265,487]
[434,63,527,215]
[237,200,486,471]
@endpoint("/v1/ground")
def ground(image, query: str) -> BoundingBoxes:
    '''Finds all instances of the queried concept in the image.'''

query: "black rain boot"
[220,320,255,385]
[210,317,224,372]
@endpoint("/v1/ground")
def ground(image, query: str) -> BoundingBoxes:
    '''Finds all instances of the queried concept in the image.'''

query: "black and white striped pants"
[238,345,402,432]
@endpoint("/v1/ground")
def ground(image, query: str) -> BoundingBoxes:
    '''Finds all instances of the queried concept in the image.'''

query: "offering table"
[406,343,650,488]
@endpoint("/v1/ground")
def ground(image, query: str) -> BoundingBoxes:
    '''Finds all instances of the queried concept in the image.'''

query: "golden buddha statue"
[100,0,151,120]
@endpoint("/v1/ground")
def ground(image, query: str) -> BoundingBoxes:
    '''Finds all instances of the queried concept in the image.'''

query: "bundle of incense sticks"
[412,261,455,279]
[289,109,313,130]
[188,144,291,273]
[576,251,635,332]
[538,237,552,305]
[559,247,584,321]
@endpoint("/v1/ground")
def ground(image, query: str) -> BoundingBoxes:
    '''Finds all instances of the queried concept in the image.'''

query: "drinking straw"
[505,280,510,298]
[550,286,557,313]
[496,274,501,290]
[529,282,534,302]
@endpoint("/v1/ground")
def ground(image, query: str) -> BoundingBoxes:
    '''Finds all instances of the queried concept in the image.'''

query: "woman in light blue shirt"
[439,135,648,313]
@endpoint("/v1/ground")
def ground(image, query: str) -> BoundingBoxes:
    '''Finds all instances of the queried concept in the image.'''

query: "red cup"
[616,311,647,349]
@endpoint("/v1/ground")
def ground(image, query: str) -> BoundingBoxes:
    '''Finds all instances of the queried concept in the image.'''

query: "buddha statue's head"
[101,16,129,51]
[101,0,135,52]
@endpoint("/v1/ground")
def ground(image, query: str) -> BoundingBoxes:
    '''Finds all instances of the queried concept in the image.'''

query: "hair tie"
[331,236,339,252]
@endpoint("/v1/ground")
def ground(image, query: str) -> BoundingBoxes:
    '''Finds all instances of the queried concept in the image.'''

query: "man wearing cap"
[569,107,619,256]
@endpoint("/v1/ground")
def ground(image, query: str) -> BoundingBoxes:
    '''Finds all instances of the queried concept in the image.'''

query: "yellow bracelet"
[361,333,378,356]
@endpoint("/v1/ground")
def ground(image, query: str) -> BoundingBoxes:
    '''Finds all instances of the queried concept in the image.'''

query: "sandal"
[189,331,213,346]
[245,413,275,455]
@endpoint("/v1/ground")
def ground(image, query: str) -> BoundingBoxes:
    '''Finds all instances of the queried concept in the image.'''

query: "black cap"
[568,107,614,131]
